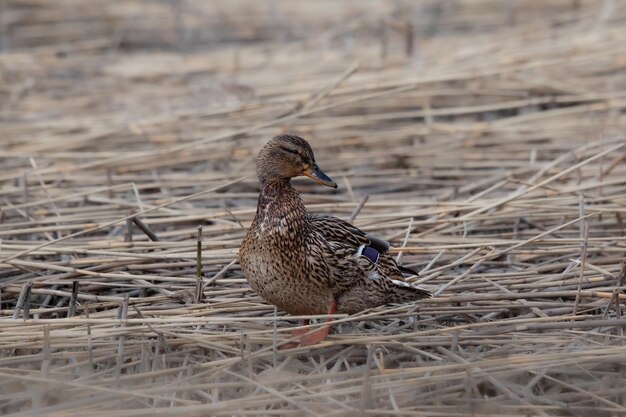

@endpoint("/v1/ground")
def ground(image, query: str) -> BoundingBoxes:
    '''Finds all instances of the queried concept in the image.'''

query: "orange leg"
[296,300,338,347]
[278,301,338,349]
[278,319,309,350]
[289,319,310,337]
[282,300,337,348]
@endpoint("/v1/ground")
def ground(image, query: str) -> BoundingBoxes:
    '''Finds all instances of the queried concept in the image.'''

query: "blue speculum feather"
[359,245,380,264]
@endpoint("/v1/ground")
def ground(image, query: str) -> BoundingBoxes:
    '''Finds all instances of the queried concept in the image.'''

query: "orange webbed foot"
[278,320,309,350]
[278,301,337,349]
[298,326,332,346]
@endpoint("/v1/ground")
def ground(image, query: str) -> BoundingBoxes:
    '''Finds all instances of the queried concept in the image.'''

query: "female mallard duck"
[240,134,430,347]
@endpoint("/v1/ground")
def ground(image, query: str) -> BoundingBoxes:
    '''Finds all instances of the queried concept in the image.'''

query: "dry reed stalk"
[1,1,626,416]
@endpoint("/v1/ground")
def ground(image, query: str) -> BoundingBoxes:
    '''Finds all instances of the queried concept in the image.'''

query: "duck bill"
[303,164,337,188]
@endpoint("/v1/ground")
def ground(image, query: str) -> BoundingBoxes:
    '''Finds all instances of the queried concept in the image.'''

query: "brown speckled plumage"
[240,135,430,322]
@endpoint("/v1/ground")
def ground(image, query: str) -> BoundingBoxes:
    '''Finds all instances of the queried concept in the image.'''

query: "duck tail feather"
[398,265,419,276]
[388,279,431,303]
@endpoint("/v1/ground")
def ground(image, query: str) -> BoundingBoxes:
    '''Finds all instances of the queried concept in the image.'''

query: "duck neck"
[253,178,308,237]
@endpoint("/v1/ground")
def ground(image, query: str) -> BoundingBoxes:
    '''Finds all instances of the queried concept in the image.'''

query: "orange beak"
[303,163,337,188]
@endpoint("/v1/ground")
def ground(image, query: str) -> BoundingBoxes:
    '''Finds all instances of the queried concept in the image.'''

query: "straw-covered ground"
[1,1,626,416]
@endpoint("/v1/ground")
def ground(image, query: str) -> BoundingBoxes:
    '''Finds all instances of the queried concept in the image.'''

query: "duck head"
[256,134,337,188]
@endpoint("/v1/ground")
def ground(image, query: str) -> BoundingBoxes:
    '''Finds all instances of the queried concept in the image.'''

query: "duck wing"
[307,214,413,282]
[307,214,430,310]
[309,213,397,250]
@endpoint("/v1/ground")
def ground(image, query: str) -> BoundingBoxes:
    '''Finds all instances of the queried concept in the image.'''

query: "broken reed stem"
[396,217,414,265]
[125,217,133,243]
[617,262,626,337]
[116,295,129,385]
[359,346,374,417]
[12,281,32,319]
[1,2,626,414]
[41,324,51,377]
[618,262,626,288]
[0,177,244,263]
[573,220,590,316]
[245,333,254,387]
[84,302,94,373]
[195,225,204,303]
[301,61,359,113]
[203,259,237,287]
[67,280,79,318]
[404,21,414,57]
[132,217,159,241]
[348,195,369,223]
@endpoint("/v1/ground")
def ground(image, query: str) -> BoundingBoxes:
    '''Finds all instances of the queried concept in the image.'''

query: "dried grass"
[1,1,626,416]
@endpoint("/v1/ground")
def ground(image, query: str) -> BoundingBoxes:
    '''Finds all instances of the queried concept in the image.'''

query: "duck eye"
[280,146,301,157]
